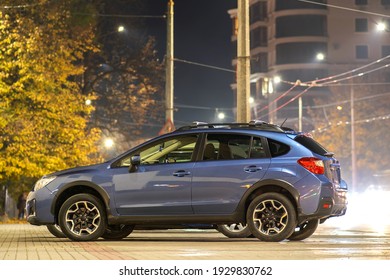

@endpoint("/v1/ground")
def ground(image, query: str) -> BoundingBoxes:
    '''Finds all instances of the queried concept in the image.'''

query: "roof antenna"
[280,118,288,127]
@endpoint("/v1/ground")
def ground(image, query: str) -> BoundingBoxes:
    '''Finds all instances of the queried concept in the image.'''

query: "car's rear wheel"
[247,192,297,242]
[58,194,106,241]
[287,219,319,241]
[46,224,66,238]
[102,224,135,240]
[217,223,252,238]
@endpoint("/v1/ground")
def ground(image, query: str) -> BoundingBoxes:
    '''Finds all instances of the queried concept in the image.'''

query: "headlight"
[34,176,57,191]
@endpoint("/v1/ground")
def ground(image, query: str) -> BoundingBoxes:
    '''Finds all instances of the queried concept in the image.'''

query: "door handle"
[173,170,191,177]
[244,166,262,173]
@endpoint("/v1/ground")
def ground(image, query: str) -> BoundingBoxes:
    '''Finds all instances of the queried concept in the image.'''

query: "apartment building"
[229,0,390,130]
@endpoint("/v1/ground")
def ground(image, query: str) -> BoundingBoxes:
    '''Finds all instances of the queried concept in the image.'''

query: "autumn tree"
[0,0,101,200]
[310,68,390,191]
[83,0,165,154]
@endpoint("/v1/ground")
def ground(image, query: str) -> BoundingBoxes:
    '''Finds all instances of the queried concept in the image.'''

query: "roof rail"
[176,120,285,132]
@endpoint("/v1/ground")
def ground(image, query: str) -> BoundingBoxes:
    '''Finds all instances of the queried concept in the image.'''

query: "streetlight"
[376,22,387,32]
[316,52,325,61]
[217,112,226,120]
[104,138,114,149]
[117,25,125,33]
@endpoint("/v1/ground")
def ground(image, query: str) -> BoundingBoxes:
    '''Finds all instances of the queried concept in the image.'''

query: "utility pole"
[350,85,356,192]
[236,0,251,122]
[298,96,302,131]
[165,0,174,127]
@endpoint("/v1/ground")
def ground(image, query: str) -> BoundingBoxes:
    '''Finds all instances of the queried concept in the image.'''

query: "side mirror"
[129,155,141,173]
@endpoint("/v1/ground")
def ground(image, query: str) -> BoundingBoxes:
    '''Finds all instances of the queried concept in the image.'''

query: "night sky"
[143,0,237,126]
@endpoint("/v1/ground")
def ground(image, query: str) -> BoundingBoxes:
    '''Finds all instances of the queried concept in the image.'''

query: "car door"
[191,133,271,214]
[111,133,200,216]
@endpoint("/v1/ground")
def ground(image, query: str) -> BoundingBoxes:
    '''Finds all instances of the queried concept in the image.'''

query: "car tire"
[287,219,319,241]
[217,223,252,238]
[247,192,297,242]
[58,193,106,241]
[101,224,135,240]
[46,224,66,238]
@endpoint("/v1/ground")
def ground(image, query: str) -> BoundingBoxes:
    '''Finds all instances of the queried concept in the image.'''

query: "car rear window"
[268,139,290,157]
[294,135,329,156]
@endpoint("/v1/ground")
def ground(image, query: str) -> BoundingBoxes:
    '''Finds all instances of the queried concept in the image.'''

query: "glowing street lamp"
[273,76,281,84]
[376,22,387,32]
[104,138,114,149]
[316,52,325,61]
[217,112,226,120]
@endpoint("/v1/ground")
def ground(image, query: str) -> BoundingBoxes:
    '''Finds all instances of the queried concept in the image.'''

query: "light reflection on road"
[324,189,390,236]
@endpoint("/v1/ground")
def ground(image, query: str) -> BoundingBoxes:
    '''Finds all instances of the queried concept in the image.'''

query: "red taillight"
[298,157,325,175]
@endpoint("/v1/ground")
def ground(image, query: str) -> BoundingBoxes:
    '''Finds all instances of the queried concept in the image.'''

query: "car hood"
[47,162,109,178]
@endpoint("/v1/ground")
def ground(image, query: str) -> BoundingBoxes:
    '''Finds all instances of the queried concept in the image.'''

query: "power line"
[72,12,166,19]
[277,91,390,110]
[258,55,390,118]
[174,58,235,73]
[297,0,390,18]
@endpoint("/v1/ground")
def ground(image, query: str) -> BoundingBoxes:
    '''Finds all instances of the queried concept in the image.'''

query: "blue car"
[26,121,347,242]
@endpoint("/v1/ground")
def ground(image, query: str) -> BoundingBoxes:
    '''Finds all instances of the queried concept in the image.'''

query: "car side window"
[116,134,199,167]
[249,137,267,158]
[202,134,253,160]
[268,138,290,157]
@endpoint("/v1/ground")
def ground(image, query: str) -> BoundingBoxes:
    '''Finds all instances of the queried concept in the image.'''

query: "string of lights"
[311,113,390,134]
[0,3,42,9]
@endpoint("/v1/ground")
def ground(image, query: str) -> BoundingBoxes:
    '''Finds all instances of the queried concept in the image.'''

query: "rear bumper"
[297,180,348,224]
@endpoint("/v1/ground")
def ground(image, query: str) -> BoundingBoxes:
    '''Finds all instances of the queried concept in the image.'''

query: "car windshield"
[294,135,329,156]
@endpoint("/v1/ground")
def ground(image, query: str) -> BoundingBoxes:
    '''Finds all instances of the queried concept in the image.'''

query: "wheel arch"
[51,181,111,223]
[236,179,301,222]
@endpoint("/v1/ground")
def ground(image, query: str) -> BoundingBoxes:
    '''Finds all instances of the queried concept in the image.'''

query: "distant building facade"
[229,0,390,130]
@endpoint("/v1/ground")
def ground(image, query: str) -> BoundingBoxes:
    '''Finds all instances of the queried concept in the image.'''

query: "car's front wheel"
[102,224,135,240]
[58,194,106,241]
[287,219,319,241]
[247,192,297,242]
[217,223,252,238]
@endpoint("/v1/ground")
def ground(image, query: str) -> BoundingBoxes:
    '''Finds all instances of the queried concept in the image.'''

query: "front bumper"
[26,188,56,225]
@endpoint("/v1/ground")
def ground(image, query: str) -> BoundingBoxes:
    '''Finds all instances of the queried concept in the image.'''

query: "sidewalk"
[0,223,221,260]
[1,220,390,260]
[0,223,131,260]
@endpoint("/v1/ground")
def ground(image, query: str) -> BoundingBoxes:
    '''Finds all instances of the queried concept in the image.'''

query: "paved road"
[1,218,390,260]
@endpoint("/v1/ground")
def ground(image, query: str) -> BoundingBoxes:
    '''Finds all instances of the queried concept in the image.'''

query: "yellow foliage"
[0,1,102,197]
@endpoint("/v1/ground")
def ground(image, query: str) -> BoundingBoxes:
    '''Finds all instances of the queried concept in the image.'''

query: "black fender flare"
[235,179,301,222]
[50,181,112,219]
